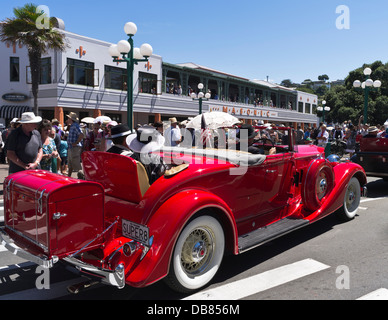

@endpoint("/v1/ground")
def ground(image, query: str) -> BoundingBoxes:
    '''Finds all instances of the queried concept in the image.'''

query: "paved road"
[0,164,387,301]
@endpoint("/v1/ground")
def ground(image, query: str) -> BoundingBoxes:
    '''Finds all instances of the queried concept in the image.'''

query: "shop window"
[26,57,52,84]
[105,113,122,123]
[67,58,97,87]
[105,65,126,90]
[79,111,89,121]
[305,103,311,114]
[40,57,52,84]
[298,102,304,113]
[139,72,157,94]
[10,57,20,82]
[41,110,54,122]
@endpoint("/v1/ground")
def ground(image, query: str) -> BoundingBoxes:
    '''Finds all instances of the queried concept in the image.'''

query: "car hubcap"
[346,184,357,211]
[317,174,328,200]
[181,227,214,276]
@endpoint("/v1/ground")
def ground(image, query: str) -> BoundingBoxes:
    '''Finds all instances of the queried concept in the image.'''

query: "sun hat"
[66,112,79,122]
[126,125,165,153]
[107,121,118,127]
[169,117,178,124]
[19,112,42,124]
[108,124,133,139]
[368,126,379,133]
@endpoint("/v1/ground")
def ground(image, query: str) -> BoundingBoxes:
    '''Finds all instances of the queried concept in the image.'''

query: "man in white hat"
[6,112,43,174]
[66,112,84,177]
[164,117,182,147]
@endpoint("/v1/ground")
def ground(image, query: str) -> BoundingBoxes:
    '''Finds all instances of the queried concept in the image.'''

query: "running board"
[238,218,309,253]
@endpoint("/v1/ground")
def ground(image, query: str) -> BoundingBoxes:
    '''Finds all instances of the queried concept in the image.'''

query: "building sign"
[209,105,278,118]
[2,93,29,102]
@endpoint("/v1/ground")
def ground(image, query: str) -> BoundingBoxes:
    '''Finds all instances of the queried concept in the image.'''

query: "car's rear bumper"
[0,227,125,289]
[63,256,125,289]
[0,227,58,268]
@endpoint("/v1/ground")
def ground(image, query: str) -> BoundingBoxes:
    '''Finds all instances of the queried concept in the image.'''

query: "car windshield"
[176,125,297,154]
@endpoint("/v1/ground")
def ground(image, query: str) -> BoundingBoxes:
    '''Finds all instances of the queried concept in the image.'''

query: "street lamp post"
[317,100,330,123]
[108,22,153,130]
[353,67,381,125]
[191,83,211,114]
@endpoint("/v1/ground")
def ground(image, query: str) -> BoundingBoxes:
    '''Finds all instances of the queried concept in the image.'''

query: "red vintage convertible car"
[0,126,366,294]
[355,135,388,181]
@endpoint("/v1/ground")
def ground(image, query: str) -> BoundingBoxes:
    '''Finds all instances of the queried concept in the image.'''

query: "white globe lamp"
[140,43,153,58]
[124,22,137,36]
[108,44,120,58]
[363,67,372,76]
[133,47,143,60]
[117,40,131,54]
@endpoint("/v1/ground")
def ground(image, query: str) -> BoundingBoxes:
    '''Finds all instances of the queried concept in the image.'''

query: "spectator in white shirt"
[164,117,182,147]
[317,124,329,147]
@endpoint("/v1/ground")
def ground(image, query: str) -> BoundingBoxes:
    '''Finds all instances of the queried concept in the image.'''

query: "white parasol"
[94,116,112,124]
[186,112,240,130]
[81,117,95,124]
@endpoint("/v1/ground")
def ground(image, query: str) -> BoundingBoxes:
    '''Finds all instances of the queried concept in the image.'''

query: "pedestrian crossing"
[182,258,388,301]
[183,259,330,300]
[0,197,387,300]
[0,253,386,300]
[357,288,388,300]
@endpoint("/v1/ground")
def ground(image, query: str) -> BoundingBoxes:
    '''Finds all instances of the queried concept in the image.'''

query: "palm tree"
[0,3,67,115]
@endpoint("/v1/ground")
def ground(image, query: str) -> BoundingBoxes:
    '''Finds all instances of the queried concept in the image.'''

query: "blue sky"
[2,0,388,84]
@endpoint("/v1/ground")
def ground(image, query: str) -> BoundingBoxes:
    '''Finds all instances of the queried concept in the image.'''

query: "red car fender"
[306,162,367,222]
[125,189,238,288]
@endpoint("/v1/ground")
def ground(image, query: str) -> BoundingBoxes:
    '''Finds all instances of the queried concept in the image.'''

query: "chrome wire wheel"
[337,177,361,221]
[165,215,225,293]
[180,227,215,276]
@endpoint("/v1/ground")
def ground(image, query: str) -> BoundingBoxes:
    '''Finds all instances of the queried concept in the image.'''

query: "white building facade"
[0,20,319,129]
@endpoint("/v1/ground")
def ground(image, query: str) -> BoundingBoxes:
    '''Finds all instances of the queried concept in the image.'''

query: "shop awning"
[0,105,32,119]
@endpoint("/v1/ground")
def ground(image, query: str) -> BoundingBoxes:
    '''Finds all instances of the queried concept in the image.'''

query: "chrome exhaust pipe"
[67,280,99,294]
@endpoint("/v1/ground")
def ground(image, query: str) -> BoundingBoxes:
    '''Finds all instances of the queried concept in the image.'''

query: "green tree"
[318,74,329,82]
[0,3,67,115]
[323,61,388,125]
[280,79,294,88]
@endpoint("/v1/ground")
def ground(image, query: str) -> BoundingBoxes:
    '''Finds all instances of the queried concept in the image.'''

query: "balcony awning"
[0,105,32,119]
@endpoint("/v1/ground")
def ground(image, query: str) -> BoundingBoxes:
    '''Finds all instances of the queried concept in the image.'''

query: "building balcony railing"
[37,82,317,124]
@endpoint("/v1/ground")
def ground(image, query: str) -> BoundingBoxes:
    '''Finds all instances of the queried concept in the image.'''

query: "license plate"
[122,219,149,245]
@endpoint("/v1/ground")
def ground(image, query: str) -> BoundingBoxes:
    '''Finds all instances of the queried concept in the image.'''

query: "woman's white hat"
[19,112,42,124]
[126,125,165,153]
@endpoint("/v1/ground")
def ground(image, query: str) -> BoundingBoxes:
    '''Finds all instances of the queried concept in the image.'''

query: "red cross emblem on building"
[76,46,86,58]
[145,61,152,71]
[6,42,22,53]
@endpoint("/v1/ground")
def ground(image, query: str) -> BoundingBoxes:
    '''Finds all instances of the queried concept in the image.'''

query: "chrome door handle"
[53,212,67,220]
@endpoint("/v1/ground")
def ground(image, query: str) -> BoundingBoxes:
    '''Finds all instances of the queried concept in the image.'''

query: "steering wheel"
[256,138,275,149]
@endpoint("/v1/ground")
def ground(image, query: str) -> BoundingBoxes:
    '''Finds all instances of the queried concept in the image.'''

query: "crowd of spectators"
[2,111,388,179]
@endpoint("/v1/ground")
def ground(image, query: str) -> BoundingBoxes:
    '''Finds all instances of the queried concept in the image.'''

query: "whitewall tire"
[165,215,225,293]
[337,177,361,221]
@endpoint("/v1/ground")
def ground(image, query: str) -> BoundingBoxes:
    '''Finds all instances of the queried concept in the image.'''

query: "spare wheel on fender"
[302,159,335,211]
